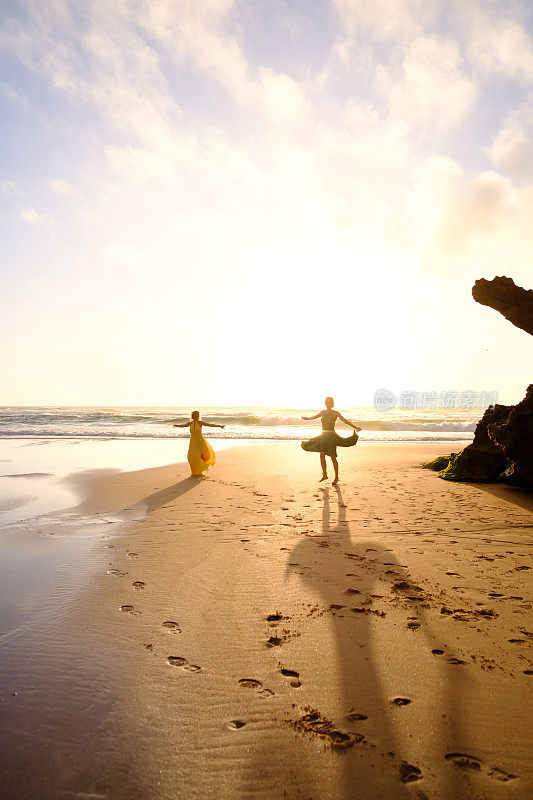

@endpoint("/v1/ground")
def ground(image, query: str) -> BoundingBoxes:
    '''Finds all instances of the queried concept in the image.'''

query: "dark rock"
[423,276,533,490]
[439,404,511,482]
[472,276,533,337]
[489,384,533,488]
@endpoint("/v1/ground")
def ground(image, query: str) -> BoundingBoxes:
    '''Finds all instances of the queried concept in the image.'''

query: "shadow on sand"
[124,475,202,518]
[280,486,464,799]
[476,482,533,514]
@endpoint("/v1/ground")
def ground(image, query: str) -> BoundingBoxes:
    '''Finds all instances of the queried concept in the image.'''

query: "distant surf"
[0,407,479,443]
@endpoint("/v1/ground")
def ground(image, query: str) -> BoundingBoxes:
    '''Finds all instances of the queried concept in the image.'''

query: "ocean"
[0,406,479,443]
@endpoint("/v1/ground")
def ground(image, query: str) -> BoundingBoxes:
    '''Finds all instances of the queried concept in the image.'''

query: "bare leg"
[331,456,339,485]
[319,452,328,481]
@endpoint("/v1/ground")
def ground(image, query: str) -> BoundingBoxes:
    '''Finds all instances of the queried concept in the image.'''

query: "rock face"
[489,384,533,487]
[438,404,511,483]
[472,276,533,337]
[423,386,533,488]
[425,276,532,489]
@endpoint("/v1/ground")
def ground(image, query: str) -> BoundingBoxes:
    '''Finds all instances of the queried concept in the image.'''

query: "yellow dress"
[188,420,216,476]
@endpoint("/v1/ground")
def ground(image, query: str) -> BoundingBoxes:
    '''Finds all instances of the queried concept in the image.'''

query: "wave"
[0,431,473,444]
[0,407,479,434]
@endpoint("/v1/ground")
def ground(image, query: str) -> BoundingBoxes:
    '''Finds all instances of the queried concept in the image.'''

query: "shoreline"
[0,441,531,799]
[0,438,474,528]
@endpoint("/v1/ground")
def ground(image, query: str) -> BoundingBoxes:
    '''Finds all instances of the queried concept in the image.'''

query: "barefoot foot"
[319,474,328,482]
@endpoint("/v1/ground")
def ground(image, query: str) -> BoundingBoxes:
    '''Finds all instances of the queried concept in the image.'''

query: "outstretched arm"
[173,421,191,428]
[301,411,322,420]
[338,413,362,431]
[201,421,226,428]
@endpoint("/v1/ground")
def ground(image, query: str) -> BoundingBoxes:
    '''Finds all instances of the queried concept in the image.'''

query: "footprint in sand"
[399,762,423,783]
[132,581,145,590]
[228,720,246,730]
[280,667,301,688]
[168,656,187,667]
[239,678,263,689]
[445,753,482,770]
[346,711,368,721]
[488,767,517,781]
[162,621,180,632]
[127,552,139,559]
[391,697,411,707]
[266,636,283,647]
[167,656,201,671]
[119,604,135,613]
[432,649,445,655]
[291,710,362,749]
[107,569,127,576]
[238,678,274,697]
[447,657,467,665]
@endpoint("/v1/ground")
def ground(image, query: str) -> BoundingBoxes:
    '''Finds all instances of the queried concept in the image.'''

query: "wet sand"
[0,442,532,799]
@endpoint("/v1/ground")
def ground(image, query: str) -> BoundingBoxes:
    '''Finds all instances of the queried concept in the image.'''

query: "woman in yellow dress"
[173,411,225,476]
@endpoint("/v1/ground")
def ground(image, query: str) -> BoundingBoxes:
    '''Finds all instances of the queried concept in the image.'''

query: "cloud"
[140,0,253,102]
[315,35,374,93]
[380,35,476,136]
[1,3,532,335]
[19,205,54,226]
[0,81,29,107]
[258,67,311,128]
[333,0,439,41]
[2,180,54,226]
[455,0,533,81]
[49,178,74,194]
[487,105,533,182]
[393,154,533,274]
[1,179,23,198]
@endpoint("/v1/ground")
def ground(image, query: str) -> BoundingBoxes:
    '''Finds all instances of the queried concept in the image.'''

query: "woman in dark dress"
[301,396,361,485]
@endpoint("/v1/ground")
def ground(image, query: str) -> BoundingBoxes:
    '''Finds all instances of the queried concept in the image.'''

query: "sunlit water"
[0,405,480,440]
[0,437,262,636]
[0,437,254,527]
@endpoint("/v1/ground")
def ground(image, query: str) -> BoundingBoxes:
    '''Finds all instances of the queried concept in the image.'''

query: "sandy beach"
[1,441,532,800]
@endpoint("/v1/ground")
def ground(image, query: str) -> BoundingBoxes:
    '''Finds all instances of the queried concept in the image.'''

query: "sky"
[0,0,532,408]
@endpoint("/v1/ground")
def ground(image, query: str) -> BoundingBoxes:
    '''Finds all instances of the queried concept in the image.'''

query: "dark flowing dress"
[301,410,359,457]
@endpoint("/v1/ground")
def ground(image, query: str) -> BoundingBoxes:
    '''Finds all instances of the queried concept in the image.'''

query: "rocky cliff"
[489,384,533,487]
[423,277,532,489]
[472,276,533,336]
[423,404,510,483]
